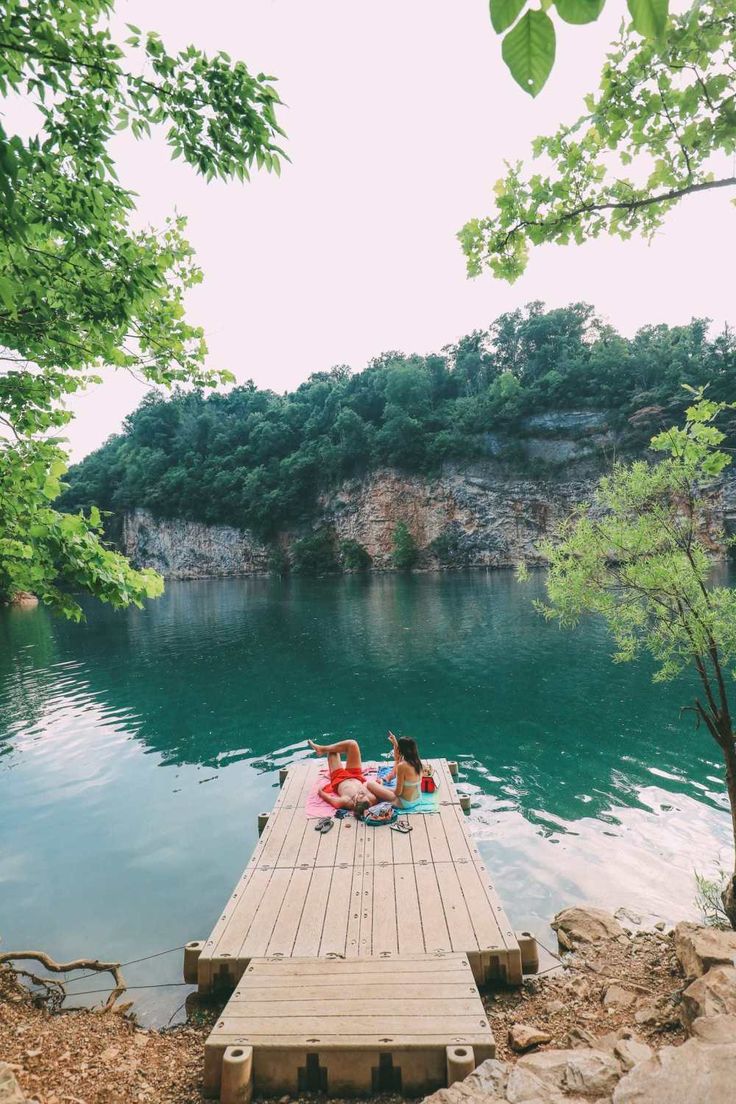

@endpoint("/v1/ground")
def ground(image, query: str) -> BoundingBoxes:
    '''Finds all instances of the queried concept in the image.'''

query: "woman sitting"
[366,731,424,811]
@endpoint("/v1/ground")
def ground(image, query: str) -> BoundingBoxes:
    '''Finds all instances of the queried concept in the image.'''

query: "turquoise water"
[0,571,731,1024]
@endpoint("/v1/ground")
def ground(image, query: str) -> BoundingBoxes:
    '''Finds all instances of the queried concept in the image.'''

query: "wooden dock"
[189,758,536,1100]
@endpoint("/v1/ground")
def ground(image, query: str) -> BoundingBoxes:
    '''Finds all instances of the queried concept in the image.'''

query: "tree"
[527,393,736,927]
[489,0,675,97]
[463,0,735,280]
[0,0,286,617]
[392,522,419,571]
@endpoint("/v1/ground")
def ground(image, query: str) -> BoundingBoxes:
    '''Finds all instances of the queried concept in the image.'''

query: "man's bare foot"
[308,739,326,756]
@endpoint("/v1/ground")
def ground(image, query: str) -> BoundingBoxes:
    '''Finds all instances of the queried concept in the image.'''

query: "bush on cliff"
[291,531,339,575]
[340,540,372,572]
[392,523,419,571]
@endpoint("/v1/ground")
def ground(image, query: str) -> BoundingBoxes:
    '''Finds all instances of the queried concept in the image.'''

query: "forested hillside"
[62,304,736,538]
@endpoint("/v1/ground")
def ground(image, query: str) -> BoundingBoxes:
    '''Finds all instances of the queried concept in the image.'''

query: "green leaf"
[0,275,17,311]
[627,0,669,38]
[502,10,556,97]
[490,0,526,34]
[555,0,605,26]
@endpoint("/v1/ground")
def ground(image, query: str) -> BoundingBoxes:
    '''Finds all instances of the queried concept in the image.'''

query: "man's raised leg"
[308,739,363,770]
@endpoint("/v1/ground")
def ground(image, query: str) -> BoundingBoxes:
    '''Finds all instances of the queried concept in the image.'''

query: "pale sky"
[50,1,734,460]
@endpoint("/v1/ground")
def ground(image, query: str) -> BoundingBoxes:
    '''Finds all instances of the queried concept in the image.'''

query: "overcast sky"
[49,1,734,460]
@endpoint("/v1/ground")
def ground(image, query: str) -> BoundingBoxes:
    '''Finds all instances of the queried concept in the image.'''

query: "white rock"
[551,907,625,949]
[615,908,642,926]
[613,1037,736,1104]
[603,984,636,1009]
[690,1014,736,1043]
[508,1024,552,1053]
[613,1036,654,1071]
[420,1059,508,1104]
[516,1047,622,1097]
[681,965,736,1029]
[673,922,736,979]
[0,1065,25,1104]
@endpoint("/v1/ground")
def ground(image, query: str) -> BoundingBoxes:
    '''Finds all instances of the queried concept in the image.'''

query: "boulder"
[560,1026,598,1049]
[515,1047,622,1097]
[508,1024,552,1053]
[602,984,636,1009]
[613,1037,736,1104]
[421,1059,508,1104]
[551,907,625,950]
[0,1065,25,1104]
[672,922,736,979]
[690,1014,736,1043]
[681,965,736,1029]
[613,1037,654,1072]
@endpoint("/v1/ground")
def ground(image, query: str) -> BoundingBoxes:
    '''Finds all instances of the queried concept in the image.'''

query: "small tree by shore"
[392,522,419,571]
[525,393,736,928]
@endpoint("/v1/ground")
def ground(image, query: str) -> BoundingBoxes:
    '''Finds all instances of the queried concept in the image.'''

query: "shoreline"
[2,906,734,1104]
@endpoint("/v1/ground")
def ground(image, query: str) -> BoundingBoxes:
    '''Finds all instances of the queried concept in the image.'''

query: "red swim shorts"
[323,766,365,795]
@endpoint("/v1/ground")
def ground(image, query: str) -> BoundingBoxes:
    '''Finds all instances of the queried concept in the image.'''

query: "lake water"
[1,570,731,1025]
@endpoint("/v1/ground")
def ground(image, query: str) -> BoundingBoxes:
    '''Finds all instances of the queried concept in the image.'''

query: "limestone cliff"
[120,457,736,578]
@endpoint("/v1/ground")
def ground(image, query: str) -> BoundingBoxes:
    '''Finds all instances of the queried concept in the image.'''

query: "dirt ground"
[0,928,686,1104]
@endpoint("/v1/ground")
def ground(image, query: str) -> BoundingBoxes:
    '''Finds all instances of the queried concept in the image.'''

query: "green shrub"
[291,529,339,575]
[432,525,469,567]
[340,538,372,572]
[392,522,418,571]
[268,545,290,576]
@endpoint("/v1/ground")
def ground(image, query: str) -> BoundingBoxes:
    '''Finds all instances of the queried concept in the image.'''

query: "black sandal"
[315,816,334,833]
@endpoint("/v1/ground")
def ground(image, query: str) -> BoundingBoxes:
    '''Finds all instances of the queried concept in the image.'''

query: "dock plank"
[197,758,524,994]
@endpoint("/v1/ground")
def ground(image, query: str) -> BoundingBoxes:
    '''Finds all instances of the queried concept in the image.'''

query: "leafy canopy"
[0,0,286,617]
[489,0,672,97]
[61,306,736,539]
[466,0,735,278]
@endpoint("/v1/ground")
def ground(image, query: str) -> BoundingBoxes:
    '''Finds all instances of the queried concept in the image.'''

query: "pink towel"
[304,762,380,818]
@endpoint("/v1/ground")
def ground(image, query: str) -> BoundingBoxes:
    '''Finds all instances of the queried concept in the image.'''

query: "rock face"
[680,965,736,1028]
[121,511,271,579]
[0,1064,26,1104]
[120,460,736,579]
[672,922,736,979]
[551,906,625,949]
[612,1036,736,1104]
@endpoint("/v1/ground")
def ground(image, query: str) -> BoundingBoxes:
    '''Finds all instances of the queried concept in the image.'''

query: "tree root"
[0,950,127,1012]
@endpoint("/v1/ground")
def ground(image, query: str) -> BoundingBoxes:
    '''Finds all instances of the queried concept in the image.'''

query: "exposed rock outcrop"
[612,1036,736,1104]
[121,512,271,579]
[673,921,736,979]
[120,452,736,579]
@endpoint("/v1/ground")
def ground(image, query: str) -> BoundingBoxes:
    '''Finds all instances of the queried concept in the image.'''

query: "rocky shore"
[1,906,734,1104]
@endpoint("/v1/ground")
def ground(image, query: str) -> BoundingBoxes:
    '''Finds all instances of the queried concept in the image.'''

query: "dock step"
[204,954,495,1100]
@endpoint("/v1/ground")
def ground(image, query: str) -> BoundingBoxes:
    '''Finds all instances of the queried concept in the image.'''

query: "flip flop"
[390,818,412,834]
[315,817,334,833]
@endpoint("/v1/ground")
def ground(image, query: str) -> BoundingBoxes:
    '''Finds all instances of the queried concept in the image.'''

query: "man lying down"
[308,732,425,820]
